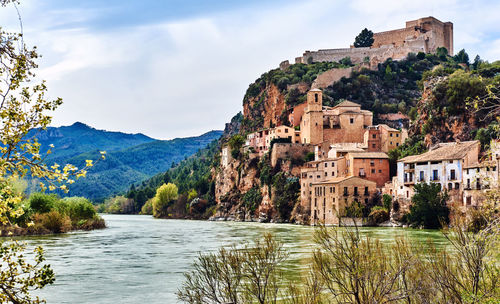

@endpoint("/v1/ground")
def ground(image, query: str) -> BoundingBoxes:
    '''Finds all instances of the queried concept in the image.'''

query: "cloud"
[1,0,499,139]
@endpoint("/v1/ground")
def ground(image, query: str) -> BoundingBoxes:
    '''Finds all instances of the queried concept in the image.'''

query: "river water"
[14,214,447,303]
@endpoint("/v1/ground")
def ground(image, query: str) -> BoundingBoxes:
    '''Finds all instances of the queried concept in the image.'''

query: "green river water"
[14,214,448,303]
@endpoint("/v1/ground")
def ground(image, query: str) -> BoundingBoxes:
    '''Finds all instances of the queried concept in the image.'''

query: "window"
[285,128,288,133]
[419,171,424,181]
[332,187,335,193]
[455,183,459,189]
[354,187,358,196]
[390,133,393,137]
[372,144,376,148]
[396,134,399,137]
[343,187,348,196]
[372,134,376,139]
[331,162,335,167]
[448,183,452,190]
[378,169,382,173]
[450,169,456,180]
[324,163,328,167]
[317,175,320,179]
[449,160,453,164]
[325,172,327,177]
[370,160,375,166]
[396,143,399,147]
[371,169,375,174]
[379,159,383,163]
[315,93,318,103]
[364,187,369,195]
[466,196,472,206]
[350,118,354,124]
[390,141,393,145]
[331,172,335,176]
[432,170,439,181]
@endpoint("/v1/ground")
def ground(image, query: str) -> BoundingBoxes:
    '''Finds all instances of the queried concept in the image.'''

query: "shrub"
[29,193,58,214]
[242,186,262,213]
[35,210,72,233]
[382,194,392,211]
[140,199,153,215]
[62,197,96,221]
[368,207,389,224]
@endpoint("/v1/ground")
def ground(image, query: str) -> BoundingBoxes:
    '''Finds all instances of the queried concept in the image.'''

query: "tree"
[0,242,55,304]
[228,134,245,158]
[152,183,178,217]
[453,49,470,65]
[0,1,101,301]
[353,28,374,48]
[382,194,392,211]
[408,183,450,229]
[436,47,448,61]
[177,233,287,304]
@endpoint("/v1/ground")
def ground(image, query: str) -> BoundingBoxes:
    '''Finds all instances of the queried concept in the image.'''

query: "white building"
[395,141,480,203]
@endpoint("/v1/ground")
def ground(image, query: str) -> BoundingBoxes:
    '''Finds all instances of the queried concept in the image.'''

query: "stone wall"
[271,143,313,167]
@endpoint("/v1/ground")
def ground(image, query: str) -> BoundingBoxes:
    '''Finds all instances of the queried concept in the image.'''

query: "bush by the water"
[2,193,105,235]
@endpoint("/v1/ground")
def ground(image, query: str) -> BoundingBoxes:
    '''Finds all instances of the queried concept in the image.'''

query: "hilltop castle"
[294,17,453,66]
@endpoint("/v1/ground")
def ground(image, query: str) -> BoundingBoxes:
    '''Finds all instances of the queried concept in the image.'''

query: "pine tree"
[354,28,374,48]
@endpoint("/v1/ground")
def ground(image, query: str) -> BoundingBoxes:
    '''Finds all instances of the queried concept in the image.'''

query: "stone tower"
[301,89,323,145]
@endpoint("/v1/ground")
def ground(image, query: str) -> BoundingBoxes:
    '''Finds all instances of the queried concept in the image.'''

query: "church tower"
[300,89,323,145]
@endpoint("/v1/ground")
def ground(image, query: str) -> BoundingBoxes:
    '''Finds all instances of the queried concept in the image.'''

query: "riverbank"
[0,216,106,237]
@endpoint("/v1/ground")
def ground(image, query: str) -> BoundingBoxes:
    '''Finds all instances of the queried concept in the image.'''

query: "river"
[14,214,447,303]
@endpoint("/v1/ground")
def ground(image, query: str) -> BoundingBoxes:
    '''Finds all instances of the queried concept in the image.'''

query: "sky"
[1,0,499,139]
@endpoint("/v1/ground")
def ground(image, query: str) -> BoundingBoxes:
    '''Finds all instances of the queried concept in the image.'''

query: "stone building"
[310,176,377,225]
[294,16,453,65]
[364,124,407,153]
[300,157,347,209]
[345,152,390,187]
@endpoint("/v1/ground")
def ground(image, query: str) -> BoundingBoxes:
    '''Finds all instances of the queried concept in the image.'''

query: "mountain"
[30,123,223,201]
[30,122,155,160]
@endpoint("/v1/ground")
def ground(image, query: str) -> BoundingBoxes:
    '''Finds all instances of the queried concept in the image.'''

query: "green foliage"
[140,199,153,215]
[152,183,178,218]
[453,48,470,65]
[228,134,245,158]
[436,47,448,61]
[304,152,315,162]
[339,57,353,66]
[62,197,97,221]
[187,189,198,202]
[408,183,450,229]
[353,28,374,47]
[272,173,300,221]
[382,194,392,211]
[242,186,262,213]
[344,200,363,218]
[368,207,389,224]
[388,135,427,162]
[0,242,55,304]
[29,193,58,214]
[31,126,222,201]
[324,53,454,114]
[102,195,135,214]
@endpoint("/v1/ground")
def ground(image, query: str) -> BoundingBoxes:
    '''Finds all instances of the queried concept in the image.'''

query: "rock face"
[242,83,287,133]
[410,75,491,147]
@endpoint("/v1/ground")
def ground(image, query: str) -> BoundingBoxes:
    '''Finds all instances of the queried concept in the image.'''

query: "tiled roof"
[334,100,361,108]
[312,175,376,185]
[399,141,479,163]
[348,152,389,159]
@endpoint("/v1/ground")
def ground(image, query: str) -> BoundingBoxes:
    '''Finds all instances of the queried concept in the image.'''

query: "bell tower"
[301,89,323,145]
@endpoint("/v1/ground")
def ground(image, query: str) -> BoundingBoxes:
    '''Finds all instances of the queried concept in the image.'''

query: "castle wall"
[271,143,314,167]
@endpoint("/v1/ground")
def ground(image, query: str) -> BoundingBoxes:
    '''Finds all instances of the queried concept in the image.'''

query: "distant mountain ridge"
[29,122,223,201]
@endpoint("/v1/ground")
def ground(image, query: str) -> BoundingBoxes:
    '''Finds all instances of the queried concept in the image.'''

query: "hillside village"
[215,16,499,225]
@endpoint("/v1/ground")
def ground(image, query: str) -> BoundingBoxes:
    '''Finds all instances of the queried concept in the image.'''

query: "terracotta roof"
[333,100,361,108]
[312,175,376,185]
[399,141,479,163]
[307,157,345,164]
[348,152,389,159]
[464,160,497,169]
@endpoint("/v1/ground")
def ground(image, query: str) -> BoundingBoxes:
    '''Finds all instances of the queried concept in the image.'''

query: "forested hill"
[29,123,223,201]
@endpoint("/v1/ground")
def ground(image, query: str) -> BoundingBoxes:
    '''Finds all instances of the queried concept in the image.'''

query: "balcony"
[343,192,349,197]
[359,173,366,178]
